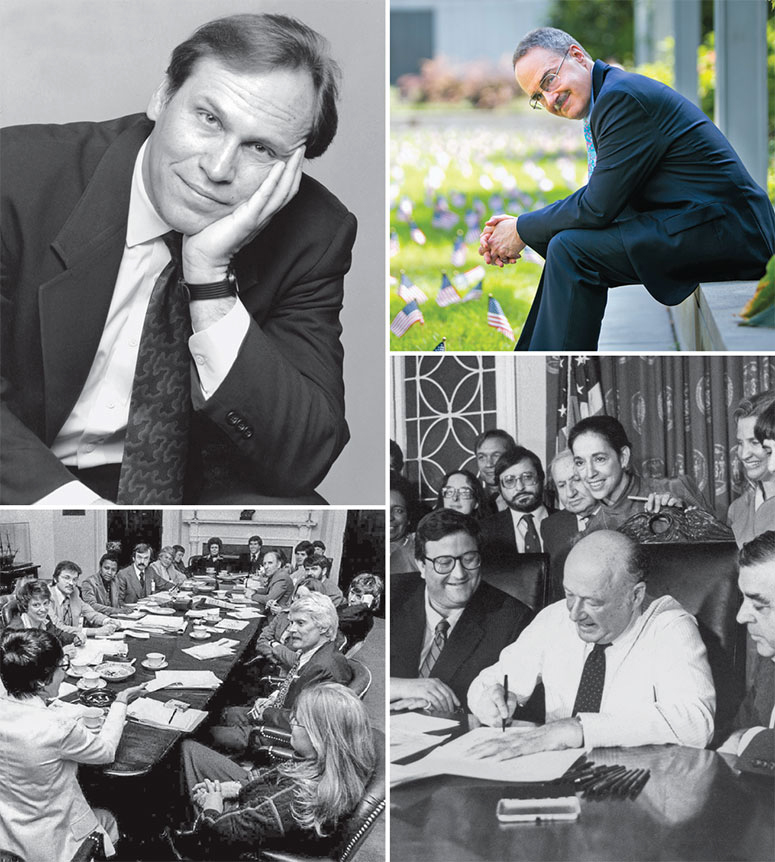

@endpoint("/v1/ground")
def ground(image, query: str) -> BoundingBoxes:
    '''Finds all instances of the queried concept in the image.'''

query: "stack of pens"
[559,758,651,800]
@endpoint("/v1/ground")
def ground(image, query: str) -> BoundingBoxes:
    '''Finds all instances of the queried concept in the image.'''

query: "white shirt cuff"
[34,481,103,505]
[738,726,766,756]
[188,300,250,399]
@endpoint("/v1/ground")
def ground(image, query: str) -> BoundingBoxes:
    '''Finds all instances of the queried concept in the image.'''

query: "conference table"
[61,580,264,777]
[391,715,774,862]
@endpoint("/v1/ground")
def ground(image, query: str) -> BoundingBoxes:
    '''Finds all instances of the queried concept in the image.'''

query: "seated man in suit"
[1,13,355,505]
[208,592,352,754]
[117,543,175,605]
[467,530,715,758]
[251,549,295,610]
[718,530,775,773]
[47,561,117,638]
[480,446,554,577]
[479,27,775,350]
[541,449,598,600]
[79,554,124,617]
[240,535,264,574]
[302,553,344,607]
[474,429,517,517]
[390,509,533,713]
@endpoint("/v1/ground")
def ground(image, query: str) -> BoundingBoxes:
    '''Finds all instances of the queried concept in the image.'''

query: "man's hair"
[513,27,591,67]
[304,553,329,571]
[206,537,223,552]
[312,540,326,552]
[474,428,516,454]
[165,13,341,159]
[548,448,575,476]
[53,561,82,582]
[733,389,775,423]
[289,592,339,641]
[98,553,118,568]
[348,573,384,611]
[739,530,775,569]
[173,544,186,555]
[294,540,314,557]
[0,629,63,698]
[248,535,263,546]
[493,445,545,486]
[133,543,153,557]
[414,509,481,562]
[15,580,51,613]
[264,548,288,567]
[754,402,775,443]
[568,415,631,457]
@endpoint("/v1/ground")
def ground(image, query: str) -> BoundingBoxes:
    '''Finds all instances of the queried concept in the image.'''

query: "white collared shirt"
[508,505,549,552]
[39,141,250,504]
[468,595,715,749]
[419,590,466,669]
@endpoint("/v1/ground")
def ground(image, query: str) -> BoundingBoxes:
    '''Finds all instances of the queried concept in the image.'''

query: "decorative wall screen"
[402,355,498,502]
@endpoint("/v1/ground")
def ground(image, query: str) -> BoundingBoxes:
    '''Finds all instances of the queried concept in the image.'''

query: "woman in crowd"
[150,545,186,586]
[290,540,314,583]
[727,391,775,546]
[755,401,775,472]
[4,580,82,646]
[179,683,376,860]
[0,629,145,861]
[337,572,384,650]
[390,470,420,574]
[568,415,709,531]
[434,468,486,519]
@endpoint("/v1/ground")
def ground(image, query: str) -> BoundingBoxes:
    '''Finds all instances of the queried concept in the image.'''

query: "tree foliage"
[548,0,635,65]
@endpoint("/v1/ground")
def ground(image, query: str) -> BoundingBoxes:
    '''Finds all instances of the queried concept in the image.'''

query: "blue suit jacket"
[518,61,775,304]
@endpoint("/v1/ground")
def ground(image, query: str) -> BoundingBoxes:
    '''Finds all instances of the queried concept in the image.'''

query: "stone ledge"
[670,282,774,351]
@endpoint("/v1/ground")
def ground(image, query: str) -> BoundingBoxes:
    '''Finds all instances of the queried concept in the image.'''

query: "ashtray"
[79,689,117,708]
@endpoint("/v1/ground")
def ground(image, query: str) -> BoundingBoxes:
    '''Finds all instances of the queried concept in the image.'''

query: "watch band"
[180,268,238,301]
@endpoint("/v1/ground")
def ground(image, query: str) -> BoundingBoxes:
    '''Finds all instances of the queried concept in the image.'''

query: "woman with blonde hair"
[179,683,376,857]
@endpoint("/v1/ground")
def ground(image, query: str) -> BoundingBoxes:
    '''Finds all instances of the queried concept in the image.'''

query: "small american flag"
[463,279,484,302]
[433,338,447,352]
[436,273,461,307]
[487,295,515,341]
[409,221,426,245]
[390,229,399,258]
[397,271,428,305]
[451,232,467,267]
[390,300,424,337]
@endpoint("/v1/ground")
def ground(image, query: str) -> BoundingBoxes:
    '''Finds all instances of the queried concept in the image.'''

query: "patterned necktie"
[275,654,302,708]
[521,513,542,553]
[117,231,191,504]
[572,643,612,714]
[61,597,73,627]
[418,618,449,678]
[582,118,597,178]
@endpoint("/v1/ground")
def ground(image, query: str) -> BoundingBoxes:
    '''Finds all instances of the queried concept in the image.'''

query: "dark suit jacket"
[390,579,533,710]
[480,507,554,571]
[116,564,173,605]
[518,61,775,304]
[0,114,355,503]
[733,654,774,732]
[79,574,122,616]
[541,510,582,602]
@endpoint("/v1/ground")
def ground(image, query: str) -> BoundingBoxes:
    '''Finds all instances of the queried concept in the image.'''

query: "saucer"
[77,678,107,692]
[67,667,93,679]
[96,662,136,681]
[141,659,169,670]
[190,630,210,640]
[145,606,176,615]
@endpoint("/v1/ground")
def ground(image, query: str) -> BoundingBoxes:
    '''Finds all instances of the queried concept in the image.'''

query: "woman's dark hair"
[568,415,632,457]
[294,540,314,558]
[0,629,63,698]
[207,537,223,553]
[165,14,341,159]
[98,553,119,568]
[390,470,421,531]
[434,469,486,518]
[754,402,775,443]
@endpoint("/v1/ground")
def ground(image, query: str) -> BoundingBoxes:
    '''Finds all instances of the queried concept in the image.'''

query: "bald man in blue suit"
[481,27,775,351]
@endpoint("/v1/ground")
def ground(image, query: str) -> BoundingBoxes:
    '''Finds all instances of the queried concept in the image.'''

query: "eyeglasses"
[500,472,539,489]
[424,551,481,574]
[57,656,71,671]
[57,574,78,583]
[529,48,570,110]
[441,486,475,500]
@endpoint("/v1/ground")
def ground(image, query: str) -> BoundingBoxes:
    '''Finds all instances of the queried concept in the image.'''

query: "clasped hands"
[478,214,526,268]
[191,778,242,813]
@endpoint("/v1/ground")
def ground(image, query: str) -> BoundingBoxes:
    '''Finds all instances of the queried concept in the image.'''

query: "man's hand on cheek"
[182,146,305,284]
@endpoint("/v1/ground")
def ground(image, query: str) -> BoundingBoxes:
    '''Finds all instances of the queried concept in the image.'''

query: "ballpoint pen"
[502,674,509,732]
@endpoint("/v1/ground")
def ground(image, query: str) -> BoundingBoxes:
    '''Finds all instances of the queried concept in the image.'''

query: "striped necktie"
[275,654,302,708]
[572,643,611,714]
[521,513,542,553]
[418,618,449,678]
[61,597,73,627]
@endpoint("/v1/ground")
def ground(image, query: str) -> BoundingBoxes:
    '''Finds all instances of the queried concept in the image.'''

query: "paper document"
[205,597,240,610]
[54,682,79,700]
[215,618,250,631]
[127,697,207,732]
[135,614,187,632]
[391,728,452,762]
[147,670,222,691]
[391,713,459,734]
[182,638,240,660]
[227,609,265,619]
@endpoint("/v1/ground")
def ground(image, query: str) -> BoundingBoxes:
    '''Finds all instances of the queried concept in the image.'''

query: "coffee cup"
[146,652,165,668]
[81,671,100,689]
[71,662,89,676]
[82,707,103,729]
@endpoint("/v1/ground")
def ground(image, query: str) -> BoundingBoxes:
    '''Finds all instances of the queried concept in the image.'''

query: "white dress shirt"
[418,590,466,669]
[38,140,250,504]
[509,505,549,552]
[468,595,715,749]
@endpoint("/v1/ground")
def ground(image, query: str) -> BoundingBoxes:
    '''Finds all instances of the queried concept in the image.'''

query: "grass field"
[390,114,588,350]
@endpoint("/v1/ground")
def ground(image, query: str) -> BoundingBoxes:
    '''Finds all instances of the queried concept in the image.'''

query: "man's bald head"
[563,530,647,643]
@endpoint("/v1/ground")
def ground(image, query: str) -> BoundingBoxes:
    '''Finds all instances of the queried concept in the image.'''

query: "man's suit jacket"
[390,579,533,710]
[517,61,775,304]
[48,584,109,630]
[0,114,356,503]
[252,570,295,608]
[116,564,173,605]
[79,573,123,616]
[733,654,774,732]
[480,507,554,573]
[541,510,583,602]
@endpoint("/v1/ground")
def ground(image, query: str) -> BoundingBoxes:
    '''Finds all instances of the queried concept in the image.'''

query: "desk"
[64,604,263,777]
[392,734,774,861]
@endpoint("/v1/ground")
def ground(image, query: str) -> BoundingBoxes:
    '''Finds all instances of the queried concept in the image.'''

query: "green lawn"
[390,121,588,350]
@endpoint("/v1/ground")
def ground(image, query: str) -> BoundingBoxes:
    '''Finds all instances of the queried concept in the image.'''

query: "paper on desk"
[391,713,460,734]
[54,681,79,700]
[135,614,187,632]
[205,597,240,609]
[145,670,222,692]
[391,728,453,762]
[181,638,240,660]
[127,697,207,732]
[70,642,106,665]
[215,618,250,631]
[227,609,265,619]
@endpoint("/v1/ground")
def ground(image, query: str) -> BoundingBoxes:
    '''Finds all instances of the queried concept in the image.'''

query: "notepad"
[127,697,207,732]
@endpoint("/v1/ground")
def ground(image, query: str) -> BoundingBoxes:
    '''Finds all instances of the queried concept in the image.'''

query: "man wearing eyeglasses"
[479,26,775,351]
[48,561,118,638]
[480,447,554,579]
[390,509,532,713]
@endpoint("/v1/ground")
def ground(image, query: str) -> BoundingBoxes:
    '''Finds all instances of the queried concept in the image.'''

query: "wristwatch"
[180,267,238,301]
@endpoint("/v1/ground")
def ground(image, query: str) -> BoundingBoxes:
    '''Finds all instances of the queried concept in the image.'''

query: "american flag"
[454,265,486,292]
[390,229,399,258]
[556,356,606,451]
[436,273,461,307]
[433,338,447,352]
[397,271,428,305]
[409,221,426,246]
[463,278,484,302]
[451,232,467,267]
[390,300,424,337]
[487,295,515,341]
